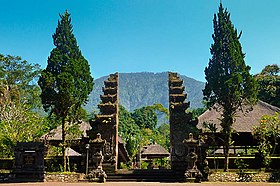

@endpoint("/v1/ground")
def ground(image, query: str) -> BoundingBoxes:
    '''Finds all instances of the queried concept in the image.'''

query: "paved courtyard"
[0,182,279,186]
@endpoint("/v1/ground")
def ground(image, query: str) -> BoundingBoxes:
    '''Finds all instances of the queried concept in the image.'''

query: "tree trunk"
[67,152,70,172]
[224,145,229,172]
[221,111,233,172]
[62,117,67,172]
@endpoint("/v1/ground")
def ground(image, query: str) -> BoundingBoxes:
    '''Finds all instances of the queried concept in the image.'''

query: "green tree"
[191,107,207,119]
[157,123,170,150]
[252,113,280,168]
[118,105,140,157]
[132,106,158,130]
[147,103,169,116]
[0,54,41,108]
[38,11,94,171]
[0,54,44,158]
[118,105,170,160]
[0,102,45,158]
[254,64,280,107]
[203,3,258,171]
[119,105,138,139]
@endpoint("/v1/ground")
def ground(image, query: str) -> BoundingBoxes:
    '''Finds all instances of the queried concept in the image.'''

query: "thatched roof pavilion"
[141,144,170,159]
[197,101,280,147]
[197,101,279,133]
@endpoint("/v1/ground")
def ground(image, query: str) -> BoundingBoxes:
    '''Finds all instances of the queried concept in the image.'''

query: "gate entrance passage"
[84,72,208,182]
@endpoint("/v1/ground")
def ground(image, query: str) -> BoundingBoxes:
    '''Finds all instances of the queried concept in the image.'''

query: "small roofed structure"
[141,144,170,159]
[141,144,170,169]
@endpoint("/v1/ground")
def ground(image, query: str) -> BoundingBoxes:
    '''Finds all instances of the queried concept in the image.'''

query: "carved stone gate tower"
[168,72,197,172]
[87,73,119,173]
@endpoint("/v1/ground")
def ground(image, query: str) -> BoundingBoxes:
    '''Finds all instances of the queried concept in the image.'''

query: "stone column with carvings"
[87,73,119,173]
[168,72,198,173]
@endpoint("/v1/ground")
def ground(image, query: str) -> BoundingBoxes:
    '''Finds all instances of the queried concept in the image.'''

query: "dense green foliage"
[254,64,280,107]
[191,107,207,119]
[38,11,93,171]
[0,54,45,158]
[38,11,93,118]
[0,103,45,157]
[119,105,141,157]
[203,3,258,171]
[0,54,41,108]
[85,72,205,113]
[132,106,158,130]
[252,113,280,168]
[118,104,170,160]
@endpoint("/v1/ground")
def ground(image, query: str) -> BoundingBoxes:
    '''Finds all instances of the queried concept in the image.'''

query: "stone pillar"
[86,133,107,182]
[168,72,198,173]
[87,73,119,173]
[182,133,202,182]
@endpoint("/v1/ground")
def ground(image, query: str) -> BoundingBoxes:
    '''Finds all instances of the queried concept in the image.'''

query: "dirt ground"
[0,182,280,186]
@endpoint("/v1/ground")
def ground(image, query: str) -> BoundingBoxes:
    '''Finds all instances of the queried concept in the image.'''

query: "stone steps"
[107,169,184,182]
[0,173,10,182]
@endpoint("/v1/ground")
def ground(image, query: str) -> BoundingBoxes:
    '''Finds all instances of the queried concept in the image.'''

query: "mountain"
[84,72,205,113]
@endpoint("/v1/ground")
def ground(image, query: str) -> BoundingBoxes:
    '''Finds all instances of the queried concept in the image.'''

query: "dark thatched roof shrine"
[141,144,170,159]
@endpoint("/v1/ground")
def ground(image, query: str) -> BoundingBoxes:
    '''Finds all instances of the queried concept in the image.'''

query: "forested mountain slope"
[84,72,205,113]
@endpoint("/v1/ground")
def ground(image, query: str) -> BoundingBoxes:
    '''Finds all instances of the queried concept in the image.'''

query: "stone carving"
[86,73,119,173]
[90,133,106,169]
[201,159,210,181]
[87,166,107,183]
[182,133,202,182]
[168,72,198,172]
[13,142,45,181]
[183,133,198,169]
[198,135,209,181]
[86,133,107,182]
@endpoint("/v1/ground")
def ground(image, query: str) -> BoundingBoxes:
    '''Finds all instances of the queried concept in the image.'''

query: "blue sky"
[1,0,279,82]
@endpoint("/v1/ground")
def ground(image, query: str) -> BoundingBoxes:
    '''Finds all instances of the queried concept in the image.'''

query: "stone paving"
[0,182,279,186]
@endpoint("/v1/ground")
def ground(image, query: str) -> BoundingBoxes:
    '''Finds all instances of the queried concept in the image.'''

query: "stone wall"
[45,173,84,182]
[208,172,280,182]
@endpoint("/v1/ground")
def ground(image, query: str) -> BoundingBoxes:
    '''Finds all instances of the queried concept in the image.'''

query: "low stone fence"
[45,173,84,182]
[208,172,280,182]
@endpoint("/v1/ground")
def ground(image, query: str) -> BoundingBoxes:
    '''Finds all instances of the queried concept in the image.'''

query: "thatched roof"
[41,121,130,162]
[66,147,81,156]
[197,101,280,133]
[47,147,81,157]
[41,121,126,146]
[141,144,170,159]
[40,120,91,141]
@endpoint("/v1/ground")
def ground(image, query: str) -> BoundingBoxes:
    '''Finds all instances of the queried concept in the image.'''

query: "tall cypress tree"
[203,4,257,171]
[38,11,94,171]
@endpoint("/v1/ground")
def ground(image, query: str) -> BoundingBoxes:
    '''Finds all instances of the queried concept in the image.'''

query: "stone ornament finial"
[90,133,106,144]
